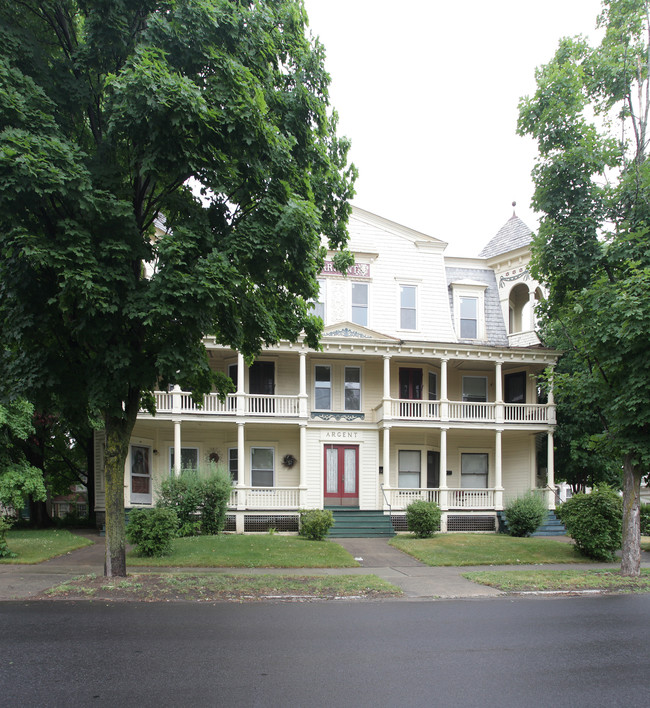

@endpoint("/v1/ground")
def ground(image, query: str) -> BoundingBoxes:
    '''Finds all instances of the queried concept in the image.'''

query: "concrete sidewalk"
[1,532,646,602]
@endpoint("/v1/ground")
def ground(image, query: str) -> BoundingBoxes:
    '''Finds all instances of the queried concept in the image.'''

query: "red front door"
[324,444,359,506]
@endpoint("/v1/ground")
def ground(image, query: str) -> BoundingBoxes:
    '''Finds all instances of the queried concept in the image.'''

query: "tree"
[0,1,356,576]
[518,0,650,576]
[0,400,47,513]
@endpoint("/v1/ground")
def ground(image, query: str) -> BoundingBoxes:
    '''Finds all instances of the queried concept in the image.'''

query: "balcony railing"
[148,391,551,425]
[387,488,440,506]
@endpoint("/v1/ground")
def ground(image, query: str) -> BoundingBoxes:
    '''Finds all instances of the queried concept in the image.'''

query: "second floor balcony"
[146,389,554,426]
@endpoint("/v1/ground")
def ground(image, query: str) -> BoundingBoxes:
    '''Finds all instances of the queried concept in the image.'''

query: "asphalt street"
[2,594,650,707]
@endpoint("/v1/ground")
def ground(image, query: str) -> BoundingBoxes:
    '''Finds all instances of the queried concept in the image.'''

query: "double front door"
[324,444,359,506]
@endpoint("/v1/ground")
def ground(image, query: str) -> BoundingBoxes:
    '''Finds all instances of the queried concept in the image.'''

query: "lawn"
[390,533,591,566]
[127,534,359,568]
[1,529,93,564]
[42,572,401,601]
[464,568,650,593]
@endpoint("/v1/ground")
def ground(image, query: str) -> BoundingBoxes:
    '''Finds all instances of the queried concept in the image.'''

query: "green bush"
[157,466,232,536]
[557,485,623,561]
[405,500,442,538]
[126,507,178,557]
[157,472,203,536]
[299,509,334,541]
[640,504,650,536]
[504,493,547,537]
[199,467,232,535]
[0,516,16,559]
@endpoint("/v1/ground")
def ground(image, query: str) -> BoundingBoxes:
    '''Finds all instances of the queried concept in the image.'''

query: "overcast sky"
[302,0,604,255]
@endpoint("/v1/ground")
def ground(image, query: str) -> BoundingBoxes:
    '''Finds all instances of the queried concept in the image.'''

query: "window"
[228,447,238,482]
[351,282,368,326]
[428,372,437,401]
[460,296,478,338]
[130,445,152,504]
[461,452,488,488]
[462,376,487,402]
[312,279,325,321]
[169,447,199,475]
[314,365,332,409]
[251,447,274,487]
[398,450,421,488]
[400,285,417,329]
[344,366,361,411]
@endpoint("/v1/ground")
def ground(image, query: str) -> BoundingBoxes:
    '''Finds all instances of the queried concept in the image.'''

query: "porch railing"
[448,401,495,422]
[228,486,301,509]
[504,403,549,423]
[387,488,440,507]
[390,400,440,420]
[448,488,495,509]
[246,395,300,416]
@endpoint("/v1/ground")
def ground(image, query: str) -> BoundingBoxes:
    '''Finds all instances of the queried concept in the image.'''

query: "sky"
[302,0,604,256]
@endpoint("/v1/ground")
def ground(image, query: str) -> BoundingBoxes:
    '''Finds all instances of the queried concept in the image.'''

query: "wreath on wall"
[208,451,220,464]
[282,454,297,468]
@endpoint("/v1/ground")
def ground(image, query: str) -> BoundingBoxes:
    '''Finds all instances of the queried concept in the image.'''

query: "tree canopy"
[518,0,650,575]
[0,0,356,575]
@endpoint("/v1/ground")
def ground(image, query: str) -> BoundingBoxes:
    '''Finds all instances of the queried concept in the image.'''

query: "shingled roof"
[478,214,533,258]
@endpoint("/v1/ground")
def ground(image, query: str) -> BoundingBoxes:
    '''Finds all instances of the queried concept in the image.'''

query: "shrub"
[405,500,442,538]
[0,516,16,559]
[199,467,232,535]
[156,466,232,536]
[126,507,178,557]
[299,509,334,541]
[640,504,650,536]
[156,472,203,536]
[504,493,547,537]
[557,485,623,561]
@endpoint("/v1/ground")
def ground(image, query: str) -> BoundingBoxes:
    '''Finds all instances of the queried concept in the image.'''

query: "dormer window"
[451,281,487,341]
[460,297,478,338]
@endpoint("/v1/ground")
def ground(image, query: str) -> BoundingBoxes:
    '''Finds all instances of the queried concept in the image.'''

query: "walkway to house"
[1,531,648,602]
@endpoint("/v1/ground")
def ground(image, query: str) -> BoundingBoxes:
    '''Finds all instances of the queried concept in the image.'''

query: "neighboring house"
[94,206,559,533]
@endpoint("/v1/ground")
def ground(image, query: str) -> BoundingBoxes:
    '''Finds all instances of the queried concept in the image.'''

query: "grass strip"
[464,568,650,593]
[43,573,401,601]
[127,534,359,568]
[389,533,591,566]
[1,529,93,564]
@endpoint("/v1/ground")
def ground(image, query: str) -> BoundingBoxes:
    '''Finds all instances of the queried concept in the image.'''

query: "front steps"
[497,510,566,536]
[326,508,396,538]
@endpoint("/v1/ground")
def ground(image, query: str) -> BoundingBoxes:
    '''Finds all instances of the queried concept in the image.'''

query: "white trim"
[451,282,487,340]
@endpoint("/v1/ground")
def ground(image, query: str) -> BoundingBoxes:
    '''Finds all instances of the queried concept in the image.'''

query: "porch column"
[494,428,503,510]
[236,352,245,416]
[299,423,307,507]
[547,366,556,425]
[298,351,308,418]
[495,361,504,424]
[383,354,392,420]
[173,419,181,476]
[440,358,449,421]
[382,426,391,495]
[547,430,556,510]
[439,427,448,531]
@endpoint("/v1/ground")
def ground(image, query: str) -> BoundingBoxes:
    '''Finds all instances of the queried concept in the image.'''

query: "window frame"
[428,371,438,401]
[462,375,488,402]
[312,278,326,322]
[459,296,478,339]
[398,450,422,488]
[314,364,332,410]
[460,451,489,489]
[351,282,369,327]
[451,282,487,341]
[344,365,362,411]
[399,284,417,330]
[250,446,275,488]
[169,446,200,476]
[228,447,238,483]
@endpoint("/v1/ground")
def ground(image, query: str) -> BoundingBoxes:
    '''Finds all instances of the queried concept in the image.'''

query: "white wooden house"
[94,206,559,534]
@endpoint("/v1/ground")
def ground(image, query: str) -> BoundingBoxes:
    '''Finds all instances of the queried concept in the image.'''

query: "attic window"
[451,281,487,341]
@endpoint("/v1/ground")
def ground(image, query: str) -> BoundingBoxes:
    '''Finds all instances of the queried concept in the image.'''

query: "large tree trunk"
[620,454,642,577]
[103,390,140,577]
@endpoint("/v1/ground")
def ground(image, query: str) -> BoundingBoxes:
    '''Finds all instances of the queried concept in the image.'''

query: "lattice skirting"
[391,513,496,533]
[243,514,300,533]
